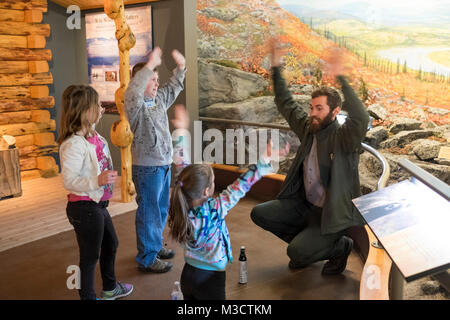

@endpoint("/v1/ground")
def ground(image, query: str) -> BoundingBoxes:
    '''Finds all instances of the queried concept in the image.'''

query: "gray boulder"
[427,107,450,116]
[365,126,388,148]
[389,117,422,134]
[410,107,428,121]
[197,40,219,59]
[380,130,434,149]
[198,59,269,108]
[200,8,240,21]
[289,84,315,96]
[412,139,443,161]
[359,151,450,185]
[368,104,388,120]
[421,281,441,295]
[200,96,279,127]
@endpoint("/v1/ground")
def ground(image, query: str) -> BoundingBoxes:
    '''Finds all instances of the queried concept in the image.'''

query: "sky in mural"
[276,0,450,26]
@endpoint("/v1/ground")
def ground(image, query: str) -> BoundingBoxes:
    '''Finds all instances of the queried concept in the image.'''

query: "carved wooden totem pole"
[104,0,136,202]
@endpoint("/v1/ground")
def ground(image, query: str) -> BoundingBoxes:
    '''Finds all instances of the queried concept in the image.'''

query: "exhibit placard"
[85,5,153,113]
[353,178,450,282]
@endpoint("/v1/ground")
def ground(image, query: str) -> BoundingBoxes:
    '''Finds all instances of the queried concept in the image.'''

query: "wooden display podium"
[0,148,22,199]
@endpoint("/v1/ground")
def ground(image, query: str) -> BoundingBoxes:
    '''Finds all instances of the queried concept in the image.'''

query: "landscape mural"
[196,0,449,300]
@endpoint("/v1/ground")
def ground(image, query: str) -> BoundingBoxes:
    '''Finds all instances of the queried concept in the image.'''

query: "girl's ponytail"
[168,180,192,244]
[168,164,214,246]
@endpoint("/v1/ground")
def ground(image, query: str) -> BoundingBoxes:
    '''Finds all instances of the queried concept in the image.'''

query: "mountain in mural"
[197,0,450,124]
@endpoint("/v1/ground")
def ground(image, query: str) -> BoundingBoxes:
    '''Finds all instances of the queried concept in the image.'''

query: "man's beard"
[309,111,334,134]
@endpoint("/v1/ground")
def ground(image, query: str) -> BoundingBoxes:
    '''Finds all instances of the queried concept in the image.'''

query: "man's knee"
[250,204,265,226]
[287,241,314,266]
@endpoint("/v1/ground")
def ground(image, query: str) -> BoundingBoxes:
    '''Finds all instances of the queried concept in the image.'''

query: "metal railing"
[199,116,391,190]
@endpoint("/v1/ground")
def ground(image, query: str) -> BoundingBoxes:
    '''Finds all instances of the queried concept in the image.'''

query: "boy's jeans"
[132,165,171,268]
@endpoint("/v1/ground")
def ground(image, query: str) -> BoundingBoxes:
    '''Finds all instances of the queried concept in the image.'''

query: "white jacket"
[59,132,113,203]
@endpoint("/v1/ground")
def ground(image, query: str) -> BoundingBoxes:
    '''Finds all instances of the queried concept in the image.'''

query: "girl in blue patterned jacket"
[168,105,288,300]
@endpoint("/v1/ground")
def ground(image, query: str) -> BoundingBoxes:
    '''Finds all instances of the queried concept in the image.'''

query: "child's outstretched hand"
[146,47,162,70]
[261,139,290,163]
[171,104,189,129]
[172,50,186,70]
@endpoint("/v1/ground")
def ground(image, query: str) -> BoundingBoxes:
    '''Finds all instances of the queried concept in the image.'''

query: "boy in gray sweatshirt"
[124,47,186,273]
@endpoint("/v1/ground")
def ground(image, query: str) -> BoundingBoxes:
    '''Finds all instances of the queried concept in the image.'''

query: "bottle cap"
[174,281,180,285]
[241,246,245,249]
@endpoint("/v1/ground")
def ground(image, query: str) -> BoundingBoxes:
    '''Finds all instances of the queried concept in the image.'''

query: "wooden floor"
[0,175,137,253]
[0,196,363,300]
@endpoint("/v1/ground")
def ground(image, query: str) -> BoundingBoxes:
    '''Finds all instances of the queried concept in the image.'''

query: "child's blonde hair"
[57,85,100,145]
[168,164,214,245]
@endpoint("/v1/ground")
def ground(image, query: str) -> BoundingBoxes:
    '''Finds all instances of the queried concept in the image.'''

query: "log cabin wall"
[0,0,57,181]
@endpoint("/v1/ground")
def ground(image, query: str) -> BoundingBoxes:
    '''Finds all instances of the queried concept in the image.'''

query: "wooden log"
[0,110,50,124]
[39,166,58,178]
[15,134,34,147]
[0,86,29,99]
[0,35,27,48]
[0,9,43,23]
[0,111,32,124]
[0,61,49,73]
[14,133,56,148]
[36,155,55,170]
[20,157,36,170]
[0,119,55,136]
[0,72,52,86]
[31,110,50,122]
[20,169,40,181]
[30,85,48,98]
[24,10,43,23]
[0,148,22,198]
[0,96,54,112]
[29,61,48,73]
[0,1,48,12]
[0,9,24,22]
[0,22,50,36]
[19,144,57,157]
[0,61,27,73]
[0,48,51,61]
[34,132,54,146]
[27,35,45,48]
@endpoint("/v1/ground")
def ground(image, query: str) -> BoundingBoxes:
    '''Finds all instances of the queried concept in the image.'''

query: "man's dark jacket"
[273,67,370,235]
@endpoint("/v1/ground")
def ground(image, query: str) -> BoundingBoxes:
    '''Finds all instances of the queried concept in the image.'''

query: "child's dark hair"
[132,62,158,78]
[168,164,214,245]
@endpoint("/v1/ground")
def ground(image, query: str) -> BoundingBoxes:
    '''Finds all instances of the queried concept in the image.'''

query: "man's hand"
[325,47,345,78]
[146,47,162,71]
[172,50,186,70]
[171,104,189,129]
[269,37,286,68]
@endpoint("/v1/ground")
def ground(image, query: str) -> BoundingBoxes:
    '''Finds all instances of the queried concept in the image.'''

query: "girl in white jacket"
[58,85,133,300]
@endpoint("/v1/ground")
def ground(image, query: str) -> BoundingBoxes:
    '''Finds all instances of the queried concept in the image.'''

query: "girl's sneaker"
[101,282,134,300]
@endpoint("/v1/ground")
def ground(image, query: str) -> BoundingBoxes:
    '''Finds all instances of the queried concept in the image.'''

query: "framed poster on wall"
[85,5,153,114]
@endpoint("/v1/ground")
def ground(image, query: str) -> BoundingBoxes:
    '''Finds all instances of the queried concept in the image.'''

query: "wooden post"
[0,148,22,199]
[104,0,136,202]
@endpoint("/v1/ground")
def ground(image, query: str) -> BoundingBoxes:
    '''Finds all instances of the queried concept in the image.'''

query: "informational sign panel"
[85,5,153,113]
[353,178,450,282]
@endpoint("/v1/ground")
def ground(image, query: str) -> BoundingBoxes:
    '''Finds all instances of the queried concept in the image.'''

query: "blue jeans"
[132,165,171,267]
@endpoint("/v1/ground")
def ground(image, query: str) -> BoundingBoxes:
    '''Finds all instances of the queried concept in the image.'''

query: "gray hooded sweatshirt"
[124,66,186,166]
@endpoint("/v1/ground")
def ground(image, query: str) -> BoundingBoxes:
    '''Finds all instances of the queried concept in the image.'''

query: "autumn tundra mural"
[197,0,449,187]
